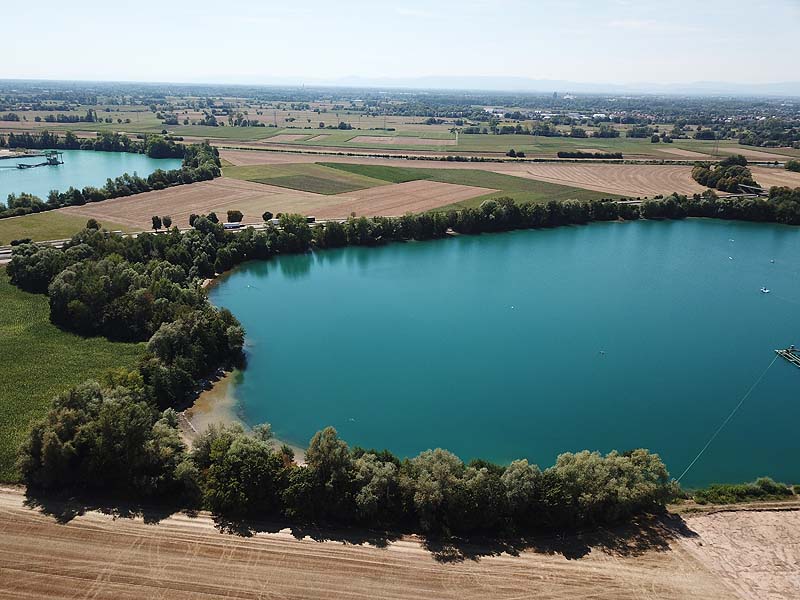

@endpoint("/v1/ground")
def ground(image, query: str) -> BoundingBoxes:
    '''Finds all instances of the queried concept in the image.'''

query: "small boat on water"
[761,287,770,294]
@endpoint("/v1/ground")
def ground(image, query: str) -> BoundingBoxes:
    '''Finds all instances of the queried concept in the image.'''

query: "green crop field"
[223,163,389,194]
[0,212,130,244]
[322,163,621,209]
[0,270,144,481]
[171,125,276,141]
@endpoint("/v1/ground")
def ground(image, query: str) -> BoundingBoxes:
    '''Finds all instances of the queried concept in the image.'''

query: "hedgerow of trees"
[557,151,623,159]
[20,385,676,534]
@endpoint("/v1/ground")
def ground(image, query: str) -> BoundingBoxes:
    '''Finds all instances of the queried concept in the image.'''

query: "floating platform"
[775,347,800,368]
[0,150,63,169]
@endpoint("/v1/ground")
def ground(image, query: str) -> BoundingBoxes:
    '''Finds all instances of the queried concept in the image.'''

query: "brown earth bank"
[1,486,799,599]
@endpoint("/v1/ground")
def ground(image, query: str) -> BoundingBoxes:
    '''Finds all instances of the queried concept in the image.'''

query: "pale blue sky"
[5,0,799,85]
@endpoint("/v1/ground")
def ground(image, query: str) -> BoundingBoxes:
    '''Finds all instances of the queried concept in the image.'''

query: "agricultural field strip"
[320,161,693,199]
[218,149,706,197]
[58,176,493,226]
[223,163,391,195]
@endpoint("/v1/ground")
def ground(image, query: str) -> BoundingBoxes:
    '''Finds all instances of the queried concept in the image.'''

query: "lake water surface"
[0,150,182,200]
[209,219,800,487]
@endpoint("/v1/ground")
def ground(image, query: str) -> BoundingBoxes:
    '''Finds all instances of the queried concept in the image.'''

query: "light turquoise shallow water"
[209,219,800,487]
[0,150,181,201]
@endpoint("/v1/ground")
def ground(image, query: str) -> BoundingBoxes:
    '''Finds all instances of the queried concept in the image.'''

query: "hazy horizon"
[5,0,799,88]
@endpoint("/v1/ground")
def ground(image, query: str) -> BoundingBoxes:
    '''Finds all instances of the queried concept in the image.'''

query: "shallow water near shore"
[0,150,181,200]
[209,219,800,487]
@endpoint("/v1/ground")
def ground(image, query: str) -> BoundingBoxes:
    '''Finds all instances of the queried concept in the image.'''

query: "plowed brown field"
[59,178,490,227]
[491,163,709,197]
[751,167,800,189]
[219,150,713,198]
[313,180,495,219]
[61,178,332,228]
[1,486,774,600]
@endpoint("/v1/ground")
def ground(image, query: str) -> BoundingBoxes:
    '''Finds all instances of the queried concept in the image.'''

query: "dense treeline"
[557,151,623,159]
[691,155,760,193]
[20,383,676,533]
[1,141,220,219]
[738,118,800,149]
[0,130,183,157]
[640,187,800,225]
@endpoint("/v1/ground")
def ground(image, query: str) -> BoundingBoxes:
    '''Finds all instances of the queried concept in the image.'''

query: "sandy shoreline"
[181,370,307,463]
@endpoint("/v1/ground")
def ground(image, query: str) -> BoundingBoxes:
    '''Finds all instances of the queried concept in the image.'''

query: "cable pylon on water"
[676,354,779,483]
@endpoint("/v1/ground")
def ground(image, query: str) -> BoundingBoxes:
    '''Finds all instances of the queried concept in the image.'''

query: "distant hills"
[325,76,800,97]
[189,74,800,97]
[7,75,800,98]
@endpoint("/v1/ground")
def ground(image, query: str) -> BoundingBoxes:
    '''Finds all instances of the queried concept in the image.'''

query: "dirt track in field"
[657,147,713,159]
[349,136,457,146]
[0,485,771,600]
[266,134,313,142]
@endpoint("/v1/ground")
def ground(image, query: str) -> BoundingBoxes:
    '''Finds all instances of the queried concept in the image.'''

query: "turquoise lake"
[209,219,800,487]
[0,150,182,201]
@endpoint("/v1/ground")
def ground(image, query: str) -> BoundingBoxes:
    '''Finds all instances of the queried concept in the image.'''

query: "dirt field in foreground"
[2,487,798,600]
[677,508,800,600]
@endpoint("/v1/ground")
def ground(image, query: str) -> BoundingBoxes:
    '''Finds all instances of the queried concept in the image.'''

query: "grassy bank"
[0,211,129,244]
[0,270,144,481]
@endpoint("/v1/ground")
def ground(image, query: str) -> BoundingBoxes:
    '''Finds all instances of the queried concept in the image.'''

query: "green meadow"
[0,271,144,481]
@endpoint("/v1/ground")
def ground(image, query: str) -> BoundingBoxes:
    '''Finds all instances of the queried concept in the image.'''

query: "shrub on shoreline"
[693,477,793,505]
